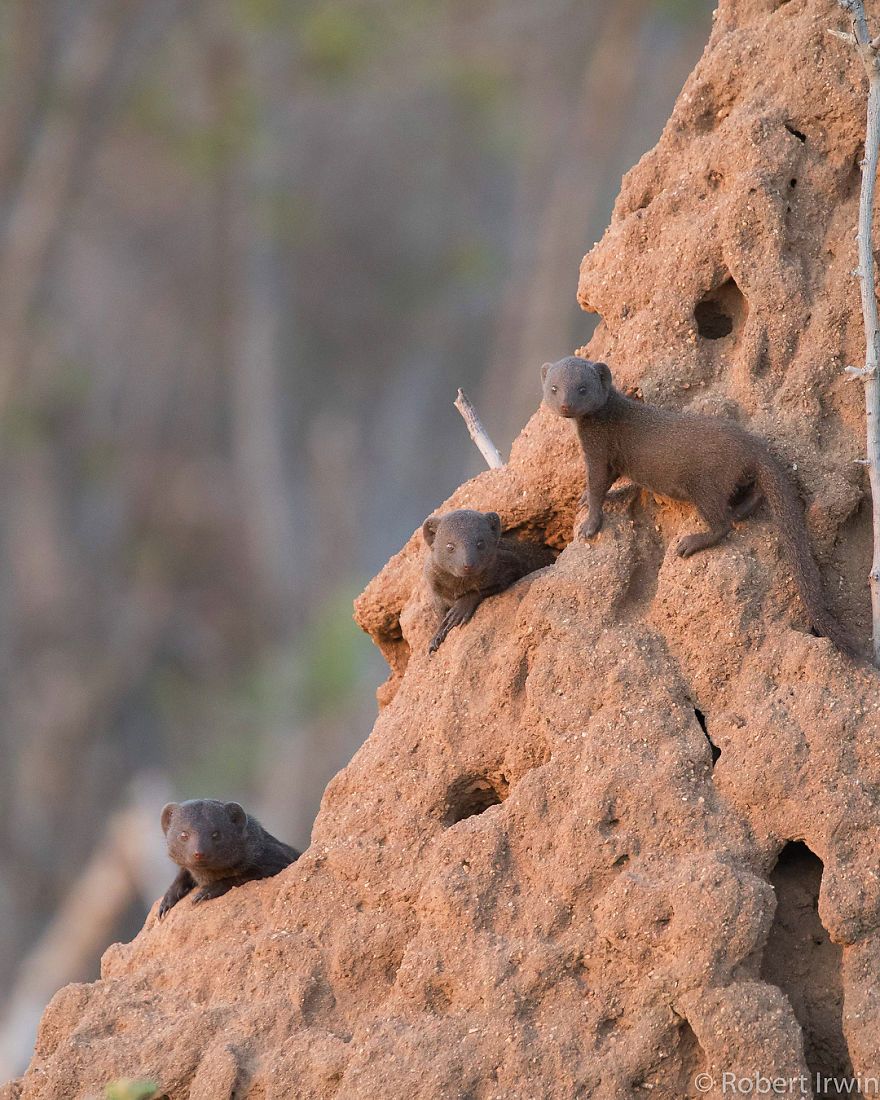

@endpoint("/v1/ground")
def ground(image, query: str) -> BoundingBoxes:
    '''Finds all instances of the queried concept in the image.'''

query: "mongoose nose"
[192,851,206,862]
[560,403,572,416]
[461,564,474,574]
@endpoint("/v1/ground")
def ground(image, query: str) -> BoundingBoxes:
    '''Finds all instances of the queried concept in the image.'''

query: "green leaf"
[104,1080,160,1100]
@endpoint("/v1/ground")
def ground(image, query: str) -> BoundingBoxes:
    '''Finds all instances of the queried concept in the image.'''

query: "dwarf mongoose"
[423,509,555,654]
[541,356,852,652]
[158,799,300,917]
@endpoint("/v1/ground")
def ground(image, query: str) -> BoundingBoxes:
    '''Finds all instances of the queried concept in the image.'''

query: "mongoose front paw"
[157,894,177,919]
[192,886,220,905]
[428,615,454,654]
[428,602,476,654]
[445,605,474,628]
[577,488,590,509]
[577,513,603,540]
[676,535,700,558]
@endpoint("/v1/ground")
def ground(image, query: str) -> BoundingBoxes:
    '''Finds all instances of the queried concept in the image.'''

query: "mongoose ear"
[486,512,502,537]
[226,802,247,829]
[541,362,552,382]
[422,516,439,547]
[160,803,178,834]
[594,362,612,391]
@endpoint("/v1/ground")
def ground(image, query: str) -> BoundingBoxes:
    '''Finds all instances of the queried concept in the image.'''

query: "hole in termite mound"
[693,705,721,766]
[694,277,746,340]
[760,842,853,1096]
[444,773,510,825]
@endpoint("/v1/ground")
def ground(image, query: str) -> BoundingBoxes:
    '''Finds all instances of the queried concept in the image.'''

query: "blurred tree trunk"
[0,0,53,207]
[204,10,299,633]
[482,0,647,445]
[0,0,131,408]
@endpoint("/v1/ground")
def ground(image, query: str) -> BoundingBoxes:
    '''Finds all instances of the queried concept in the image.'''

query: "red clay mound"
[6,1,880,1097]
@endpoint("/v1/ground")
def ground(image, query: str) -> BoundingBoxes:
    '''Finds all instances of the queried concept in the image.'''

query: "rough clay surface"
[6,1,880,1097]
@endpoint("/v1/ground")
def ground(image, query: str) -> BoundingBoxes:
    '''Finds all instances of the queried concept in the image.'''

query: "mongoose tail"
[755,456,855,656]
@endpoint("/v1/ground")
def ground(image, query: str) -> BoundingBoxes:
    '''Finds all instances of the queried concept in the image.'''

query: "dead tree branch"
[0,774,171,1081]
[454,389,505,469]
[837,0,880,665]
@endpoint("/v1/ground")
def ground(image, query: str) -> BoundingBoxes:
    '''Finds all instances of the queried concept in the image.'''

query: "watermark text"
[693,1072,880,1095]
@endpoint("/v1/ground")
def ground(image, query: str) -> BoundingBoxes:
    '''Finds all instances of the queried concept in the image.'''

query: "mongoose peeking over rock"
[541,356,854,654]
[423,508,555,654]
[158,799,300,917]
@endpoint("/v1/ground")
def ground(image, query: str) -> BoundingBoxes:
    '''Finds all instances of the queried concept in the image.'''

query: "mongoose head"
[162,799,248,873]
[422,509,502,579]
[541,356,612,418]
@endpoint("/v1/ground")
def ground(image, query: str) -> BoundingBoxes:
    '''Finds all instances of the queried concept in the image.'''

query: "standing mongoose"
[158,799,300,917]
[541,356,853,653]
[423,508,555,654]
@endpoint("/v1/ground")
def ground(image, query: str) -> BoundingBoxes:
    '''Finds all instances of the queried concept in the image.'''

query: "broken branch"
[454,389,505,469]
[836,0,880,663]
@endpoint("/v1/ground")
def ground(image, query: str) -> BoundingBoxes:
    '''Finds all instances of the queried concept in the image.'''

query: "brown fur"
[541,356,853,654]
[158,799,300,917]
[423,509,555,654]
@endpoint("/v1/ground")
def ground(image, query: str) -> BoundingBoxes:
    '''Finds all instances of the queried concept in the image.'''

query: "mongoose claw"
[157,891,180,919]
[446,605,471,628]
[676,534,702,558]
[429,610,456,653]
[192,887,217,905]
[577,513,603,540]
[428,602,474,654]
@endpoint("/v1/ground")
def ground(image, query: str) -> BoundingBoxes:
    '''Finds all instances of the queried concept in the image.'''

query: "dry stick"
[838,0,880,665]
[454,389,505,469]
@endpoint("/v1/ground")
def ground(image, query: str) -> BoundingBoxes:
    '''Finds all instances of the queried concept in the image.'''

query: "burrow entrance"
[760,843,853,1098]
[694,276,747,340]
[444,773,510,826]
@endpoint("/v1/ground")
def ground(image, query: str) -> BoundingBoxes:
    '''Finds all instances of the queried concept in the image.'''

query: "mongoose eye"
[211,831,220,840]
[179,831,188,840]
[476,540,485,550]
[446,543,455,552]
[578,386,587,395]
[550,385,557,394]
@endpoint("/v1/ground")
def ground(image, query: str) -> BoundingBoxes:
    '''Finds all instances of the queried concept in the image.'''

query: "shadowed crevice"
[760,843,853,1097]
[693,705,721,766]
[444,773,509,825]
[694,277,747,340]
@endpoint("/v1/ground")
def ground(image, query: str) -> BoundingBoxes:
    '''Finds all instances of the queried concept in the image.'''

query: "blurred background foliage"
[0,0,712,1074]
